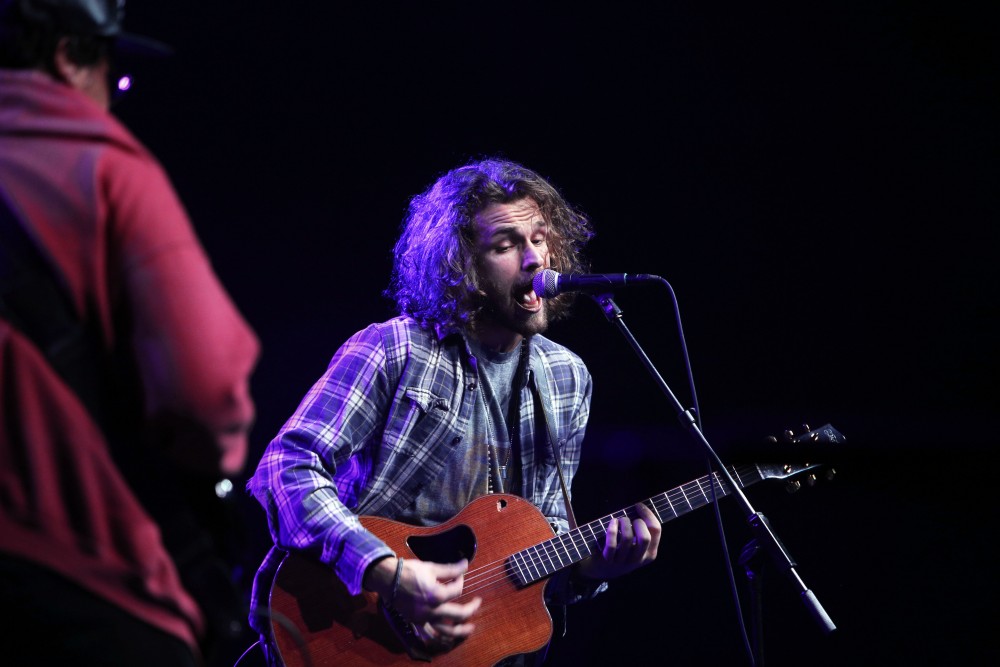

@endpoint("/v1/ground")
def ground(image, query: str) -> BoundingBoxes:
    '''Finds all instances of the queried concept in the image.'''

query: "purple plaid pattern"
[248,317,595,629]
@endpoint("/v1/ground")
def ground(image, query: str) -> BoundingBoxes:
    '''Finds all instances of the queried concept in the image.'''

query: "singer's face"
[472,198,551,352]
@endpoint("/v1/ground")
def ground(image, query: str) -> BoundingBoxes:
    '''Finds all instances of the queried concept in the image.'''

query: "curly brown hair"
[387,158,595,334]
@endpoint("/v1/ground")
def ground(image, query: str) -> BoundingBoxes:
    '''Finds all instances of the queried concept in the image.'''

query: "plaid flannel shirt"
[248,316,598,630]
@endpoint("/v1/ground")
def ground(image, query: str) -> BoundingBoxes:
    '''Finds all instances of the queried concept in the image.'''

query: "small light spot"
[215,478,234,499]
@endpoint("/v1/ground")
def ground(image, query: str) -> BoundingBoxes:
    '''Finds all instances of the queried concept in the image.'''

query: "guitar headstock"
[757,423,843,493]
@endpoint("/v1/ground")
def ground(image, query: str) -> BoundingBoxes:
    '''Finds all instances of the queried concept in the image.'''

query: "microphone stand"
[586,291,836,662]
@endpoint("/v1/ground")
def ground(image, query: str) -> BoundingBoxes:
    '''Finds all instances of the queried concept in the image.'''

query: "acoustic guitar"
[268,424,842,666]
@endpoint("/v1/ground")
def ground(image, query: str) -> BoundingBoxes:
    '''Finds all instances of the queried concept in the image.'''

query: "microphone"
[532,269,661,298]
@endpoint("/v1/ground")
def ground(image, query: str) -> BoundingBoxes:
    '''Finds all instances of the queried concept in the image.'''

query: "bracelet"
[388,557,404,606]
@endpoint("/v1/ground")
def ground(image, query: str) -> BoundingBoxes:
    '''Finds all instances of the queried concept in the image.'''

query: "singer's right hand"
[364,557,482,649]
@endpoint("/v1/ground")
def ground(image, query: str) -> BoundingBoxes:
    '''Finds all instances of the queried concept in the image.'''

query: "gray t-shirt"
[403,338,521,525]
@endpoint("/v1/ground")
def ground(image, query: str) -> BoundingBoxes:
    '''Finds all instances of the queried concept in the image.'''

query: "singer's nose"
[523,242,545,272]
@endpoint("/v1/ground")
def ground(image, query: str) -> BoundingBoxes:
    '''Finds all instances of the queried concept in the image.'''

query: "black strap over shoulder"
[0,186,250,662]
[0,187,109,423]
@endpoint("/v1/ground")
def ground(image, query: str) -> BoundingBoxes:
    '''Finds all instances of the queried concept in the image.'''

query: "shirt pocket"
[383,386,452,455]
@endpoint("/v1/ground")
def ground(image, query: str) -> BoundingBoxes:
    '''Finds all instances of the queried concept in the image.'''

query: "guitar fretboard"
[507,464,764,587]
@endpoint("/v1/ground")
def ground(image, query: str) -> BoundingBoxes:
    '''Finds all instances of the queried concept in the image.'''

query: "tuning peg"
[801,423,811,433]
[805,474,818,486]
[826,468,836,481]
[783,429,795,442]
[785,480,802,493]
[764,435,779,445]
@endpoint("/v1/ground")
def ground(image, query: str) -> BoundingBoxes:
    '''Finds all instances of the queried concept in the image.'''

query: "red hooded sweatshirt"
[0,69,260,653]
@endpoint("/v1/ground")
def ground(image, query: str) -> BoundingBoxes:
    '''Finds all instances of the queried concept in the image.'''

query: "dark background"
[118,2,996,665]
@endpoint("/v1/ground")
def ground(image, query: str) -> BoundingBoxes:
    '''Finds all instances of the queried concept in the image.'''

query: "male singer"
[248,158,661,664]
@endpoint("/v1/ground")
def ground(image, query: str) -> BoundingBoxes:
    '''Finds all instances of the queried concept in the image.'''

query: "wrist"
[362,556,398,597]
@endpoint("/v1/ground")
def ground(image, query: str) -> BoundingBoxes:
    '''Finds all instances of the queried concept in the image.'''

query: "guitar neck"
[508,464,764,587]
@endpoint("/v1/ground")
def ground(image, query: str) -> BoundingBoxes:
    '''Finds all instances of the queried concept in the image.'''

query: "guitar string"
[463,478,740,596]
[455,460,819,600]
[460,473,734,586]
[459,507,662,597]
[461,464,820,601]
[459,505,668,598]
[456,466,763,599]
[458,510,627,596]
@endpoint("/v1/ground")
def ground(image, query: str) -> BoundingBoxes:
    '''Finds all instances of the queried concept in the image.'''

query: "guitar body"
[269,493,556,667]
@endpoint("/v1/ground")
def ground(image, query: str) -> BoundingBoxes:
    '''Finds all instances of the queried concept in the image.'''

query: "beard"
[474,277,550,343]
[477,301,549,339]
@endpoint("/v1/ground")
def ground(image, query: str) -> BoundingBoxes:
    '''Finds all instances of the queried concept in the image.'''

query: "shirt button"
[467,382,477,391]
[451,437,461,445]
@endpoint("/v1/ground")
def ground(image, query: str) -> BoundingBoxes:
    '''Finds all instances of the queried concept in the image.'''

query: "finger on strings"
[604,516,619,548]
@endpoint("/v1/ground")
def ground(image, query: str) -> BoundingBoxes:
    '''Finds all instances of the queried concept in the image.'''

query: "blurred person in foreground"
[0,1,260,664]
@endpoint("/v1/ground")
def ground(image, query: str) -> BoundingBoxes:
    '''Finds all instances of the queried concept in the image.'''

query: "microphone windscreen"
[532,269,560,298]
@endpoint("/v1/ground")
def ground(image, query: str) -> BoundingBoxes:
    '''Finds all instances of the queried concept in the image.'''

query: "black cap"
[4,0,172,56]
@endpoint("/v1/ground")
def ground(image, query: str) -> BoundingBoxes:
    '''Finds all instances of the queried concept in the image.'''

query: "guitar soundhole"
[407,524,477,564]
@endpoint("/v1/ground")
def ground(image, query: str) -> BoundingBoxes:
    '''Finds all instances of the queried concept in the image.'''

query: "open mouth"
[515,285,541,312]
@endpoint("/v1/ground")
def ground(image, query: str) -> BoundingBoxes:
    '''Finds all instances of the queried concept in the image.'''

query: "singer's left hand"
[576,502,661,581]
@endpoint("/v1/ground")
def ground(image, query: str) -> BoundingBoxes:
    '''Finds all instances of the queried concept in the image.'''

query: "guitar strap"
[528,354,579,649]
[529,351,578,531]
[550,435,578,530]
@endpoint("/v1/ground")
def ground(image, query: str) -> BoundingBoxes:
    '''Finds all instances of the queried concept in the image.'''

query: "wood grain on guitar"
[268,424,843,667]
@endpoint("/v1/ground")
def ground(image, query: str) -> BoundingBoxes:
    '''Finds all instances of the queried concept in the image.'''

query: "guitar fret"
[525,546,543,581]
[678,485,693,511]
[552,534,566,565]
[526,548,542,582]
[585,521,601,553]
[575,527,595,558]
[647,496,664,523]
[693,477,709,505]
[519,550,533,582]
[716,472,731,495]
[539,539,558,575]
[509,551,528,587]
[562,530,583,563]
[667,490,684,516]
[549,535,573,570]
[708,473,724,498]
[532,544,548,578]
[537,545,552,577]
[580,529,594,557]
[684,482,702,510]
[662,492,677,519]
[519,550,532,578]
